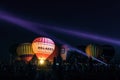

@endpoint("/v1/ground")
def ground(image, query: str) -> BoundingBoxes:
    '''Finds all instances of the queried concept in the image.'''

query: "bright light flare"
[39,59,44,65]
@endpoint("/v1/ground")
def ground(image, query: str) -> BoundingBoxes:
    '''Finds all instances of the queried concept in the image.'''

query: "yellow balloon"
[85,44,102,58]
[16,43,34,62]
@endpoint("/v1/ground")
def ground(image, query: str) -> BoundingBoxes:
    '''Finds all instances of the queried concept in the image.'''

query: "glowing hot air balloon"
[16,43,34,62]
[32,37,55,63]
[85,44,102,58]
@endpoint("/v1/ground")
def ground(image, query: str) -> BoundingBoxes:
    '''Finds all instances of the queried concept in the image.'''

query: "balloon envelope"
[16,43,34,62]
[85,44,102,58]
[32,37,55,60]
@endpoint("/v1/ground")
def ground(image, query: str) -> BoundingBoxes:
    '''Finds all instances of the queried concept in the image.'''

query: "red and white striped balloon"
[32,37,55,60]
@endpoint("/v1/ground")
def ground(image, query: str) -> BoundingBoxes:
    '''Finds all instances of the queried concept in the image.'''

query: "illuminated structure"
[32,37,55,65]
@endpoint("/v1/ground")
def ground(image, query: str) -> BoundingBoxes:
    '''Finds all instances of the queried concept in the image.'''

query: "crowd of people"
[0,61,120,80]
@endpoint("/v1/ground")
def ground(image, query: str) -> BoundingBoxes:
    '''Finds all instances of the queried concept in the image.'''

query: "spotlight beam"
[57,28,120,46]
[1,11,119,46]
[0,11,53,40]
[36,24,120,46]
[1,11,120,46]
[72,48,107,65]
[0,11,107,65]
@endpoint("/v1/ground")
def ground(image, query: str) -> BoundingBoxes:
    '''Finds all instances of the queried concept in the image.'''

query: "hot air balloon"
[32,37,55,64]
[100,45,115,62]
[16,43,34,63]
[60,45,69,61]
[85,44,102,58]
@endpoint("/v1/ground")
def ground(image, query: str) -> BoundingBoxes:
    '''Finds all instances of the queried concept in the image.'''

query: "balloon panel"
[17,43,34,56]
[32,42,55,54]
[33,37,54,44]
[85,44,102,58]
[32,37,55,60]
[16,43,34,62]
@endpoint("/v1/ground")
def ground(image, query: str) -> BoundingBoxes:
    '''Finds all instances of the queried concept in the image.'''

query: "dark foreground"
[0,63,120,80]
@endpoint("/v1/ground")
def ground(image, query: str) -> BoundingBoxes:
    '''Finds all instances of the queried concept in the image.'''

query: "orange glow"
[85,44,102,58]
[32,37,55,60]
[16,43,34,62]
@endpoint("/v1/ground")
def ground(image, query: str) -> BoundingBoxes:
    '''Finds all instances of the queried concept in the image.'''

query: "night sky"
[0,1,120,63]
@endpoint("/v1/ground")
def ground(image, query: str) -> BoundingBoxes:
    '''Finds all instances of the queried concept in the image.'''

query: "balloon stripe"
[16,43,34,62]
[32,37,55,60]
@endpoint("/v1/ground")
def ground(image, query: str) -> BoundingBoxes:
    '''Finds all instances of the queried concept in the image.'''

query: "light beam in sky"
[0,10,107,65]
[35,24,120,46]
